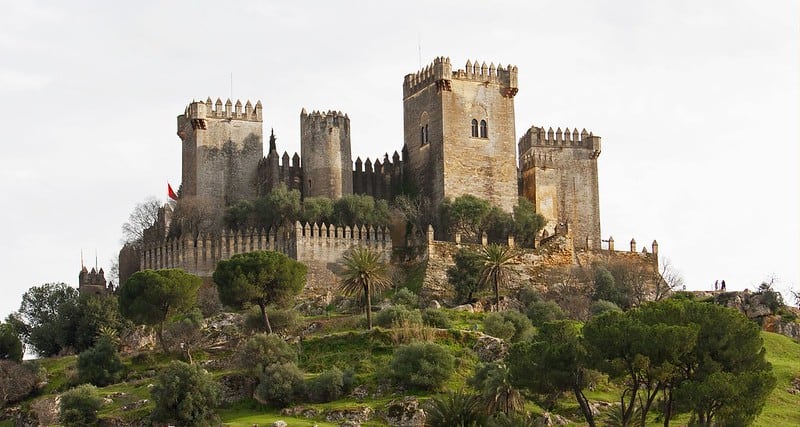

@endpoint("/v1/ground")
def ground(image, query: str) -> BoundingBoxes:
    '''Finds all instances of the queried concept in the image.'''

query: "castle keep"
[125,56,656,295]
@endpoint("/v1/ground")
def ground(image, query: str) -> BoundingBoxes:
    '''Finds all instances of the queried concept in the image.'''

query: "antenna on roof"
[95,250,98,270]
[417,34,422,69]
[81,249,84,268]
[230,72,233,100]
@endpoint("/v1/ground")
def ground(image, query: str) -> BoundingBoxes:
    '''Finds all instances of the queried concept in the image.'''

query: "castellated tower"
[518,126,602,249]
[177,98,263,207]
[403,57,519,213]
[300,109,353,198]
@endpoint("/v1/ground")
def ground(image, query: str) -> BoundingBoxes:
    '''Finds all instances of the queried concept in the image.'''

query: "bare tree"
[0,360,41,406]
[654,257,684,301]
[121,197,162,246]
[170,196,221,238]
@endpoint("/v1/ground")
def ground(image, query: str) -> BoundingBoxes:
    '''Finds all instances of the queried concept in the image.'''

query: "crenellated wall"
[352,151,403,200]
[139,221,393,293]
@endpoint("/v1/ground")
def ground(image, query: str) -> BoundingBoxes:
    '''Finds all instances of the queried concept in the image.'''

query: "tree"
[253,185,301,228]
[483,311,533,343]
[300,196,335,225]
[332,194,391,227]
[9,282,80,357]
[214,251,306,334]
[73,293,124,352]
[479,244,517,311]
[508,320,596,427]
[469,362,524,416]
[338,246,392,329]
[121,197,161,246]
[169,195,220,238]
[526,300,566,327]
[582,310,698,427]
[592,266,630,309]
[150,360,220,426]
[76,337,124,386]
[236,333,298,377]
[653,258,683,301]
[512,198,547,248]
[440,195,492,241]
[162,309,204,364]
[447,248,484,303]
[118,269,201,352]
[59,384,103,427]
[223,199,255,230]
[0,323,22,362]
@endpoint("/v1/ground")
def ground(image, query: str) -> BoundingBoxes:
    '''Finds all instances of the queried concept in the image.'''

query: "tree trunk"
[259,303,273,334]
[494,280,500,312]
[663,388,673,427]
[365,284,373,329]
[573,384,596,427]
[156,322,168,353]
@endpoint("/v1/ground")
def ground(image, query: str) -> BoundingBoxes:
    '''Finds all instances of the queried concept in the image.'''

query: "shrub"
[375,306,423,328]
[483,311,533,342]
[447,248,484,303]
[0,360,42,406]
[244,307,302,334]
[517,285,541,308]
[150,361,220,426]
[76,337,124,386]
[0,322,23,362]
[391,287,419,308]
[237,333,297,376]
[255,362,305,406]
[59,384,103,427]
[389,343,455,390]
[307,367,344,403]
[590,299,622,317]
[526,300,566,327]
[422,308,452,329]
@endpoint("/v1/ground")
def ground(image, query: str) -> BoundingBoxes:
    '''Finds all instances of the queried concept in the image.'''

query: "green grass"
[753,332,800,426]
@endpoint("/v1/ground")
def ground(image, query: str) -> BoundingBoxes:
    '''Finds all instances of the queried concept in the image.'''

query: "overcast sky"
[1,0,797,320]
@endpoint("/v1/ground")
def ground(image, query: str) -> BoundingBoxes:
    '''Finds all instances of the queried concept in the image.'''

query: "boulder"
[271,421,288,427]
[383,396,426,426]
[280,406,320,418]
[325,406,373,424]
[535,411,571,426]
[218,374,258,405]
[473,333,509,362]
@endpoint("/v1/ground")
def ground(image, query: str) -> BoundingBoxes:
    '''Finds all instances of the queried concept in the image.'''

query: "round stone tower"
[300,109,353,198]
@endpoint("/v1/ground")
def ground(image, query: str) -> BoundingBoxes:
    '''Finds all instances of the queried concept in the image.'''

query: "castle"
[175,57,601,247]
[123,56,657,300]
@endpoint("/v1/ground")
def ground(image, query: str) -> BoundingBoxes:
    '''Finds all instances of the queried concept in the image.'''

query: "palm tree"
[338,246,393,329]
[479,243,517,312]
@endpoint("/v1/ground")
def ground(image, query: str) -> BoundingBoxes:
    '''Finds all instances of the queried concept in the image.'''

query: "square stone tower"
[518,126,602,249]
[177,98,263,208]
[403,57,519,213]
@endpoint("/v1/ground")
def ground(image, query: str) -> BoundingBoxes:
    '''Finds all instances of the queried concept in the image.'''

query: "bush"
[244,306,302,334]
[422,308,452,329]
[425,389,486,427]
[255,362,305,406]
[150,361,220,426]
[447,248,484,303]
[590,299,622,317]
[526,300,566,327]
[483,311,534,342]
[59,384,102,427]
[0,322,23,362]
[76,337,124,386]
[375,306,423,328]
[389,343,455,390]
[237,333,297,376]
[392,287,419,308]
[517,286,541,308]
[0,360,42,406]
[307,367,344,403]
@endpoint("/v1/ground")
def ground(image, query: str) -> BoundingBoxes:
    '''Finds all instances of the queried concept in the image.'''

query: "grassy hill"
[2,310,798,427]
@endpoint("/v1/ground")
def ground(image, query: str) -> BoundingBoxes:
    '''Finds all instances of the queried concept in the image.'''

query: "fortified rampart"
[139,221,392,295]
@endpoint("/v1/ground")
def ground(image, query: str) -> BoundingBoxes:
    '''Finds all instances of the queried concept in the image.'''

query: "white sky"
[1,0,797,320]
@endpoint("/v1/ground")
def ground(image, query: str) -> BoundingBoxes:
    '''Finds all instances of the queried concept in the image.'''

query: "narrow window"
[424,125,429,144]
[471,119,479,137]
[480,120,488,138]
[420,127,425,145]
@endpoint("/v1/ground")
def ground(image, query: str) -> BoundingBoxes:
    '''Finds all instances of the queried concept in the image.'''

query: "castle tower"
[518,126,602,249]
[300,109,353,198]
[402,57,519,213]
[78,266,110,295]
[177,98,264,207]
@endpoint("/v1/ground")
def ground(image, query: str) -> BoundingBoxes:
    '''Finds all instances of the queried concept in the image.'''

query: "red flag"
[167,183,178,201]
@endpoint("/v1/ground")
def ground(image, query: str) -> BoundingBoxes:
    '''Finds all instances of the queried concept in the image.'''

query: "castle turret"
[300,109,352,198]
[403,57,519,213]
[177,98,264,208]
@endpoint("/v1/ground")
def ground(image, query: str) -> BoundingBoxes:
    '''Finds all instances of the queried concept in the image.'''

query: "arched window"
[420,125,429,145]
[480,120,488,138]
[471,119,479,137]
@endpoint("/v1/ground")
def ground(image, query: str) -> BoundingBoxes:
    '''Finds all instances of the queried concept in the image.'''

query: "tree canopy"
[213,251,306,333]
[0,323,23,362]
[338,246,392,329]
[118,269,201,351]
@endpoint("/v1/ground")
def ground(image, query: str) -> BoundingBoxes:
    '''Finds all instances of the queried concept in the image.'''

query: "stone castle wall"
[139,222,392,295]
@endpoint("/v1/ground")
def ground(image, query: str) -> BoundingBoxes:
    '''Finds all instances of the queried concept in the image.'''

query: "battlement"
[403,56,518,98]
[300,108,350,130]
[183,97,263,122]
